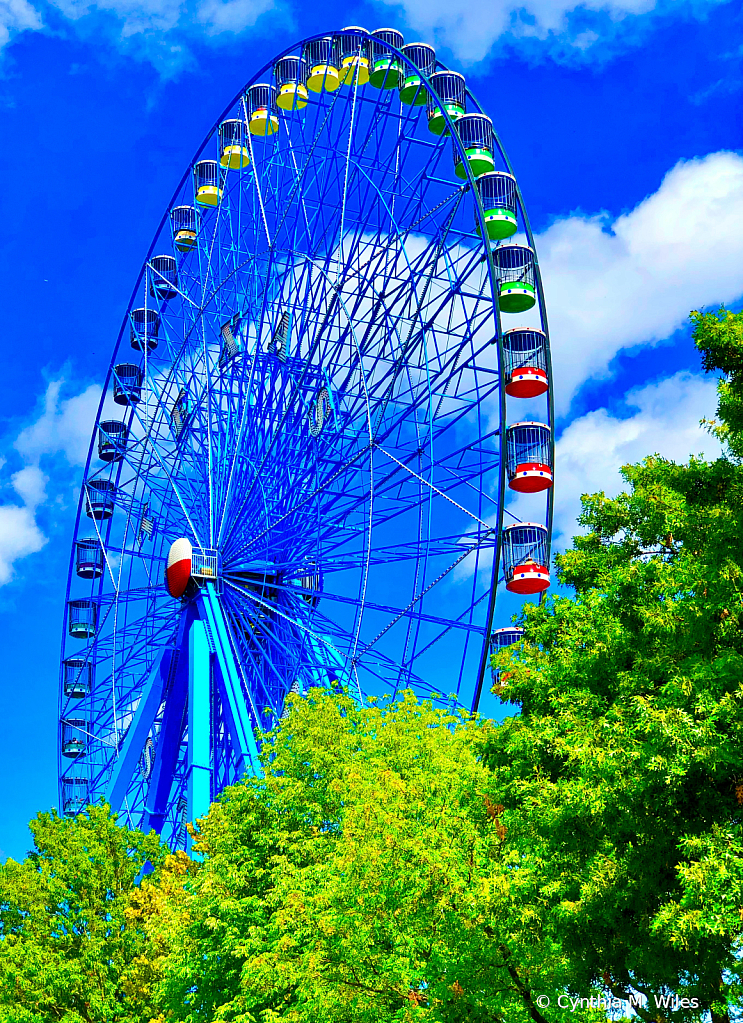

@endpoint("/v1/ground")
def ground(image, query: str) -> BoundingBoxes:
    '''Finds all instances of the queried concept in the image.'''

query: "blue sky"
[0,0,740,859]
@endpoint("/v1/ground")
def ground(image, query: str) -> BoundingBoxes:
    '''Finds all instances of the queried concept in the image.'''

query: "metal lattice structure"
[58,28,554,845]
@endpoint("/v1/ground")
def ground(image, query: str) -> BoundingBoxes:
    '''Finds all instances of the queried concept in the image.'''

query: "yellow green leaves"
[693,307,743,458]
[0,804,168,1023]
[481,308,743,1020]
[140,690,597,1022]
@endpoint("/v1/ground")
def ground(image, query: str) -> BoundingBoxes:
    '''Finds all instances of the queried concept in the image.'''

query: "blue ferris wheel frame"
[57,29,555,845]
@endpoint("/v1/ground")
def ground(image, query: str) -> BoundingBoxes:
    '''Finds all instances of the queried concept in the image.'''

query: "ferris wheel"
[58,28,554,847]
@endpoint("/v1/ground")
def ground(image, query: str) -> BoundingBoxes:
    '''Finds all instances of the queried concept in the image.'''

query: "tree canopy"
[484,306,743,1022]
[139,690,604,1022]
[0,803,167,1023]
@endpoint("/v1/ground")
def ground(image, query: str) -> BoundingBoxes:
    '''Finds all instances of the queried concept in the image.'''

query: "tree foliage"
[0,803,167,1023]
[484,307,743,1022]
[141,691,609,1023]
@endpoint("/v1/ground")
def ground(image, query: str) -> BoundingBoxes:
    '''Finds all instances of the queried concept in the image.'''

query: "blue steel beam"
[198,582,262,778]
[145,610,193,834]
[104,643,172,810]
[187,619,212,833]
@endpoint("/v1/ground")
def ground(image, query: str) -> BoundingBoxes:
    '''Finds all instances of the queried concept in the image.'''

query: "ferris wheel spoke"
[218,329,351,553]
[352,213,467,432]
[353,528,496,663]
[224,439,373,564]
[228,437,419,567]
[126,398,209,548]
[223,579,357,700]
[197,199,232,307]
[127,369,202,477]
[316,535,490,574]
[373,327,498,446]
[401,587,492,679]
[268,83,350,246]
[258,430,485,556]
[224,592,306,715]
[261,575,485,638]
[216,586,287,720]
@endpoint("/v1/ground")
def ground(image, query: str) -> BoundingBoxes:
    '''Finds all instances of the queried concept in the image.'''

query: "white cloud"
[196,0,273,34]
[45,0,278,60]
[6,0,716,69]
[550,371,722,545]
[50,0,183,32]
[0,379,103,586]
[0,502,47,584]
[0,0,41,48]
[527,151,743,412]
[0,465,49,585]
[11,465,47,509]
[373,0,715,63]
[15,380,102,467]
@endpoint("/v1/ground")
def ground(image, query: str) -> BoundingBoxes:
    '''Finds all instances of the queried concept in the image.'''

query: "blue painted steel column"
[187,619,211,832]
[146,644,188,835]
[144,606,193,834]
[199,583,262,777]
[104,646,168,810]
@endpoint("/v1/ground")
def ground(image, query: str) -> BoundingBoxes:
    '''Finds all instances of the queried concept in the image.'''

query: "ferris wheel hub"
[166,538,222,599]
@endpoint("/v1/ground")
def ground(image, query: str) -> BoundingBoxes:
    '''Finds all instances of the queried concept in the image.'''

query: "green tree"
[483,308,743,1022]
[0,802,167,1023]
[145,690,609,1023]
